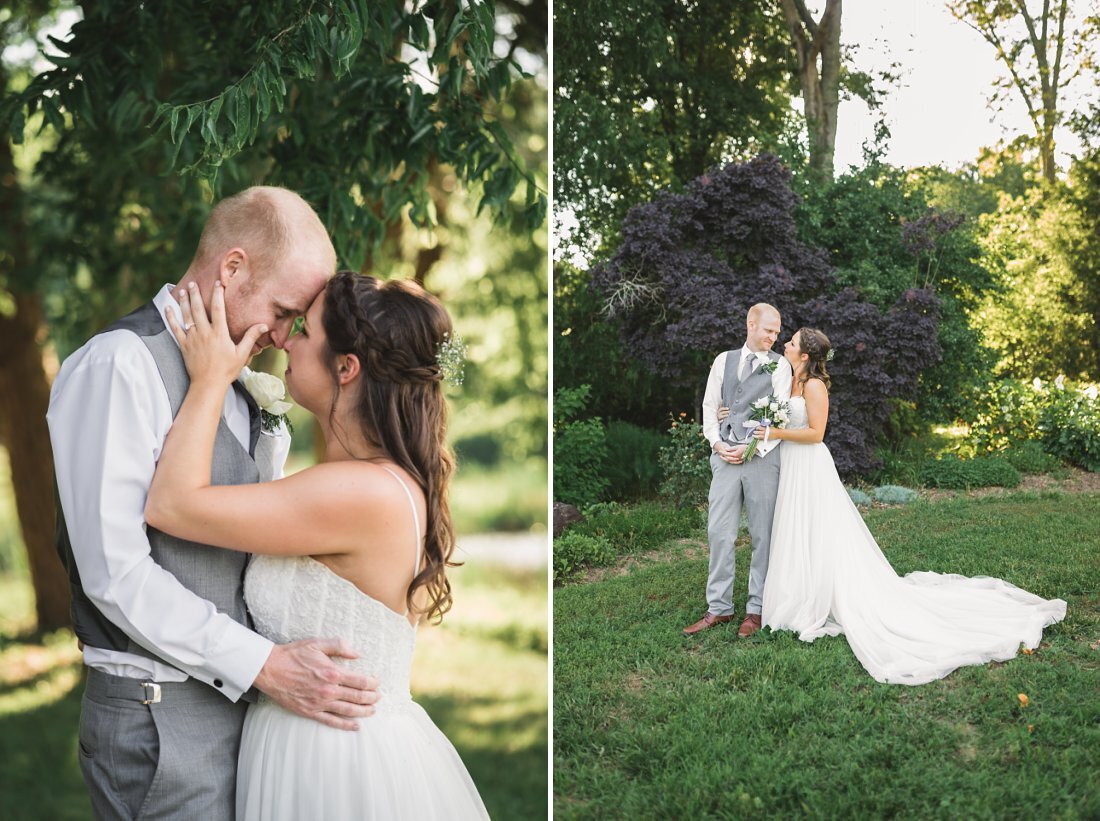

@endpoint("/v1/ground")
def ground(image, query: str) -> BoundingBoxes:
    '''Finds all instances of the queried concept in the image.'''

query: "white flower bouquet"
[741,394,791,461]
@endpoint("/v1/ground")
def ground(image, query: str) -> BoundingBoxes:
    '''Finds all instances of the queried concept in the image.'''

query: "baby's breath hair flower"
[826,348,836,362]
[436,334,467,387]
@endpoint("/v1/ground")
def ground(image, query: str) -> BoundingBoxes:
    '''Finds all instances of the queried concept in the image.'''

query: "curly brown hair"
[322,270,458,623]
[796,327,832,390]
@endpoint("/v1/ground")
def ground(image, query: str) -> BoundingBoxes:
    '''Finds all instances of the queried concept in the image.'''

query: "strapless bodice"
[245,554,416,704]
[787,395,809,430]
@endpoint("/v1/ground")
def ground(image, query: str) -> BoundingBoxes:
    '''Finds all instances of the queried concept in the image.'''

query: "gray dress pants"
[705,447,782,616]
[78,669,247,820]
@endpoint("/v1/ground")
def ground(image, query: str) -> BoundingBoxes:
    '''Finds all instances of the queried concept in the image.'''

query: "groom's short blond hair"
[747,303,780,326]
[190,186,332,280]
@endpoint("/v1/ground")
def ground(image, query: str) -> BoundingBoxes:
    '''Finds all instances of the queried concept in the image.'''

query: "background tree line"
[554,0,1100,506]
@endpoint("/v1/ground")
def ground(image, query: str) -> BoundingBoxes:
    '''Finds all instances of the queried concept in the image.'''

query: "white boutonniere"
[756,351,778,374]
[241,368,294,434]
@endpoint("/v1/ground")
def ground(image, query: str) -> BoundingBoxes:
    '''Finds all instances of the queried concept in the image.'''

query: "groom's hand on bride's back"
[253,638,381,731]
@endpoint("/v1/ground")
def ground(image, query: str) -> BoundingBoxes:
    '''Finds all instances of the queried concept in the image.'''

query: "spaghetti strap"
[380,465,422,581]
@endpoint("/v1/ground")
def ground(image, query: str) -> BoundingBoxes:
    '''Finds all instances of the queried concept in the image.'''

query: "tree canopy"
[553,0,796,250]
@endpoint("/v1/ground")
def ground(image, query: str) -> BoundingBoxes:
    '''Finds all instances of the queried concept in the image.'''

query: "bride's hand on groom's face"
[166,281,268,386]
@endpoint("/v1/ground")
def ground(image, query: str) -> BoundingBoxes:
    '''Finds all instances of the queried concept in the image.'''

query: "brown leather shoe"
[683,613,734,636]
[737,613,762,638]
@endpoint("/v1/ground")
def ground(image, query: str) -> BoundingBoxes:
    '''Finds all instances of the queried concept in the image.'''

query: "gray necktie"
[739,353,755,381]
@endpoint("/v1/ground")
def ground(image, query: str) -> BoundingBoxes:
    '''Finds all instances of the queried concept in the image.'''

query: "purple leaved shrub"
[589,154,942,478]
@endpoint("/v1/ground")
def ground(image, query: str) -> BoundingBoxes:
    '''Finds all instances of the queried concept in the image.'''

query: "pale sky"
[834,0,1084,171]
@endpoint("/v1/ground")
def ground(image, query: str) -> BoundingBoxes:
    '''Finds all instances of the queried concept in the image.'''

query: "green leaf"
[409,121,435,145]
[203,96,224,150]
[410,13,429,50]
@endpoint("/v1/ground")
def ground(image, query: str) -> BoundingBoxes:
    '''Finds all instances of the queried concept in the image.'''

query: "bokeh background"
[0,2,548,818]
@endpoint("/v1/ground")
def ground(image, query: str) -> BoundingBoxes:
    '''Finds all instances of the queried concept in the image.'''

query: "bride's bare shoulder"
[803,377,829,397]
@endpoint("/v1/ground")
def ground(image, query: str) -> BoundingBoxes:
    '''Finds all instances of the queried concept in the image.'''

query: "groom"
[683,303,793,639]
[48,186,379,820]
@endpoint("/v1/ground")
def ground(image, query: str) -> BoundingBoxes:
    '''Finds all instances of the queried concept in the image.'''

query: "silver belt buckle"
[140,681,162,705]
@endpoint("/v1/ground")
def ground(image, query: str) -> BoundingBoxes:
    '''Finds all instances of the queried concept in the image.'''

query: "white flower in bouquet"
[742,393,791,462]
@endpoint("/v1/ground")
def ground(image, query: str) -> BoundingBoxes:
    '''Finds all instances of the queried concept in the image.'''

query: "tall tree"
[779,0,842,182]
[0,0,69,631]
[947,0,1094,184]
[554,0,796,250]
[1,1,544,630]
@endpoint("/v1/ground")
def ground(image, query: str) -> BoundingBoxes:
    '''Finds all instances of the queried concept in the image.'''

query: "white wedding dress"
[762,395,1067,685]
[236,469,489,819]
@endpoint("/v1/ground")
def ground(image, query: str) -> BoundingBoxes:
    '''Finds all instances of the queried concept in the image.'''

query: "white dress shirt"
[701,345,794,457]
[47,284,287,700]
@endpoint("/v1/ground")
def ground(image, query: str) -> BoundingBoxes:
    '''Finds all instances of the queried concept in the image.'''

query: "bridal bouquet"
[741,394,791,461]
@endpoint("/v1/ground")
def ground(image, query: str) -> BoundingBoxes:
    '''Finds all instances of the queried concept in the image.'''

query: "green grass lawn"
[0,557,548,820]
[554,492,1100,819]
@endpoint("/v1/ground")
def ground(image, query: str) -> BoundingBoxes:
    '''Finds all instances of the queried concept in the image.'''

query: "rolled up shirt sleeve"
[701,352,727,448]
[48,335,273,700]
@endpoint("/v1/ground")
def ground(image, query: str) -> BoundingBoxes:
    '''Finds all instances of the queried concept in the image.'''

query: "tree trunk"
[780,0,842,182]
[0,79,71,631]
[0,296,70,632]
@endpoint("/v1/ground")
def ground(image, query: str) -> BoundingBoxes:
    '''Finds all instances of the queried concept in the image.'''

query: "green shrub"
[657,414,711,509]
[1001,439,1062,474]
[872,447,924,487]
[553,385,609,507]
[1038,384,1100,472]
[553,532,616,584]
[572,500,701,555]
[919,455,1021,489]
[603,421,665,500]
[847,487,872,506]
[968,378,1100,472]
[873,485,919,504]
[969,379,1045,452]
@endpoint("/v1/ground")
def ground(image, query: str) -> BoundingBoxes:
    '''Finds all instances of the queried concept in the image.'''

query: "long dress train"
[762,396,1066,685]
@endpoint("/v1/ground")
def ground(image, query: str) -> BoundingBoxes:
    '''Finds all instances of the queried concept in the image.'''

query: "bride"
[749,328,1066,685]
[144,273,488,818]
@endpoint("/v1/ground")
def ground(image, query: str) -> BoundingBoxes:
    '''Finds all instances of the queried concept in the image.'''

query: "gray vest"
[719,349,782,445]
[55,300,277,660]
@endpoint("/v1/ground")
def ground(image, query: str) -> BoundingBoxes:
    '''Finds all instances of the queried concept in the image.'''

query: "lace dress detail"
[763,396,1066,685]
[786,394,809,429]
[245,555,418,714]
[236,467,488,819]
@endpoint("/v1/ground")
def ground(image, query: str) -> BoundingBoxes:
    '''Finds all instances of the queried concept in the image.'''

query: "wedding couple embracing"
[683,303,1066,685]
[48,187,489,819]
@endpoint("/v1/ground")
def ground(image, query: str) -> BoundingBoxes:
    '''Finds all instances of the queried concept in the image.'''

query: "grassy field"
[0,555,548,820]
[554,492,1100,819]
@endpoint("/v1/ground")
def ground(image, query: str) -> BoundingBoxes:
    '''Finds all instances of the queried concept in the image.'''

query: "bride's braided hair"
[797,327,832,390]
[323,271,457,623]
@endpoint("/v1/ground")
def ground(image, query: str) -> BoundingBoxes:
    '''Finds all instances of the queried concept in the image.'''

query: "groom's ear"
[219,248,248,284]
[336,353,361,386]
